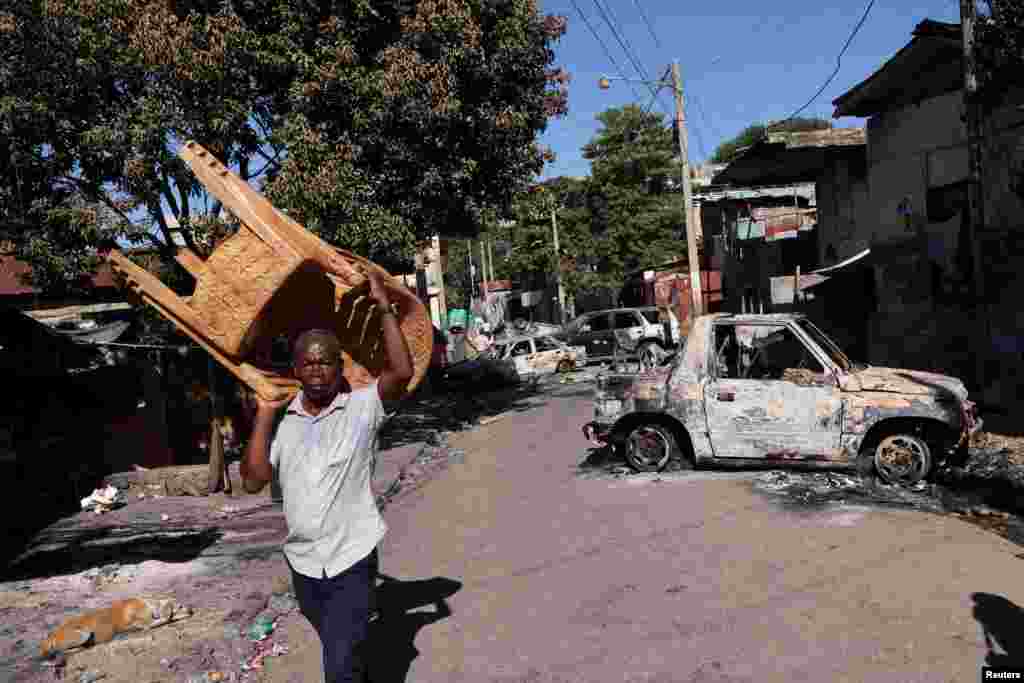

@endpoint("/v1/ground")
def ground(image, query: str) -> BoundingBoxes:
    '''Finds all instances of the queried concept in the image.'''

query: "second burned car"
[442,334,586,387]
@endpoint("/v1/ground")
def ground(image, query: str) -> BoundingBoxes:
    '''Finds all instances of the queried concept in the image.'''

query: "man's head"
[292,329,343,405]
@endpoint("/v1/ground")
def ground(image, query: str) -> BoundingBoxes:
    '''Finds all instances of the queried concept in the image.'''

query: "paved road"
[355,385,1024,683]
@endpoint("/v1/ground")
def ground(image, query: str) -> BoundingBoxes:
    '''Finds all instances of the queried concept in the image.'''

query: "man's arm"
[367,270,415,402]
[240,400,286,493]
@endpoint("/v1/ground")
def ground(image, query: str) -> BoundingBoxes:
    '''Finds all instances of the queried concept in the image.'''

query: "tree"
[709,117,832,164]
[975,0,1024,109]
[580,105,683,289]
[0,0,570,289]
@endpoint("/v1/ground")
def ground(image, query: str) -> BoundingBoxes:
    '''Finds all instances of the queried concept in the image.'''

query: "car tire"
[557,359,574,374]
[623,423,676,472]
[637,342,663,371]
[871,432,933,485]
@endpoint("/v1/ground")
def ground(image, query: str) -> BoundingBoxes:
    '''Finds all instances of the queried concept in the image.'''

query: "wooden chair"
[107,142,432,401]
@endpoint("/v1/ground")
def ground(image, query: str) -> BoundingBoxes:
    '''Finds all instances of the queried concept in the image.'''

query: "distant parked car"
[442,334,586,388]
[561,306,681,369]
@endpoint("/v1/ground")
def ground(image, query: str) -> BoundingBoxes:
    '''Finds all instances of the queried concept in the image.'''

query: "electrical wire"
[591,0,662,103]
[690,91,724,148]
[567,0,645,101]
[687,96,708,161]
[780,0,877,124]
[596,0,675,117]
[631,0,664,50]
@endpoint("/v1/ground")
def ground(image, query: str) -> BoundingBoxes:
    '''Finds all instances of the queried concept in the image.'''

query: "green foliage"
[976,1,1024,109]
[488,105,686,306]
[581,105,684,289]
[0,0,569,291]
[709,117,832,164]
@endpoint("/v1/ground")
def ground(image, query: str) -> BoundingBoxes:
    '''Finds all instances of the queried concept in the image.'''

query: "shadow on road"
[379,379,550,451]
[578,445,622,472]
[972,592,1024,667]
[2,521,222,582]
[367,574,462,683]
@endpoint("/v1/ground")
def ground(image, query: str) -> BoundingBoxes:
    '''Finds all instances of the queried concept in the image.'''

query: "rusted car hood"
[841,366,969,400]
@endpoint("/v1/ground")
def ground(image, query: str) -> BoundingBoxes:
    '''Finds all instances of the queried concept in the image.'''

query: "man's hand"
[362,266,415,401]
[365,268,392,309]
[255,395,292,416]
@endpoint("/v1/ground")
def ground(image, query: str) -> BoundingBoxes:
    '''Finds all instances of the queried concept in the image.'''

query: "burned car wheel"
[624,424,674,472]
[637,343,662,371]
[873,433,932,485]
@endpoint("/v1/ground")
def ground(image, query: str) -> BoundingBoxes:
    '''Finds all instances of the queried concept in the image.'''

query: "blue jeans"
[289,548,378,683]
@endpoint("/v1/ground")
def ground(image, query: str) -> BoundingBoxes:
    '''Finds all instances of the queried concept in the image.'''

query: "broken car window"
[714,324,824,381]
[588,314,611,332]
[534,336,560,352]
[614,312,640,329]
[796,319,851,372]
[511,341,532,356]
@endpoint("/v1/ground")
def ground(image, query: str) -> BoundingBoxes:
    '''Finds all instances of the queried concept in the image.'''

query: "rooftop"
[833,19,962,118]
[710,129,865,187]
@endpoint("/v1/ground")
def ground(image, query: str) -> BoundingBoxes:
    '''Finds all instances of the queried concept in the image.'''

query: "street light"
[597,63,704,318]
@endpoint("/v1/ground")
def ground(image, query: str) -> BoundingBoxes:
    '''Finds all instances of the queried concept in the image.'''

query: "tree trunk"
[206,357,229,494]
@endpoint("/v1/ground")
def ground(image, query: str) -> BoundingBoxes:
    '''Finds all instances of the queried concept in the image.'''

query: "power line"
[567,0,645,101]
[591,0,660,102]
[596,0,676,115]
[631,0,664,50]
[690,91,724,146]
[780,0,877,124]
[686,96,708,161]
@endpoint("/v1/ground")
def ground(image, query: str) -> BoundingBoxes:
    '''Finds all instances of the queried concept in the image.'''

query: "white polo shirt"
[270,381,387,579]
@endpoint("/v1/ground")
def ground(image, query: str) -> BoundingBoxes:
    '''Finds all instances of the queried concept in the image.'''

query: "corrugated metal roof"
[764,127,866,149]
[695,183,817,204]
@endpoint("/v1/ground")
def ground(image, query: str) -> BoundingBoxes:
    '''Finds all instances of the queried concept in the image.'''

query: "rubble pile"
[79,485,127,514]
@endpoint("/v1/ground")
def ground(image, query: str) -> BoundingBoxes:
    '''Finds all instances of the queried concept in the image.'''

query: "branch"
[151,207,177,256]
[59,175,137,227]
[159,168,181,222]
[251,145,283,177]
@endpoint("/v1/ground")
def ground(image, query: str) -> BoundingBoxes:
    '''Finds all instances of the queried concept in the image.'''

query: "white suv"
[562,307,681,368]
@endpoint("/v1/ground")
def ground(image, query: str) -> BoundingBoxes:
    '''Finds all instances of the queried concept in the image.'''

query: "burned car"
[442,334,586,387]
[582,313,981,484]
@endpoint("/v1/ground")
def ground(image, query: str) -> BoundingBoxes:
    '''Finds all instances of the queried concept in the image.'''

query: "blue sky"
[537,0,961,180]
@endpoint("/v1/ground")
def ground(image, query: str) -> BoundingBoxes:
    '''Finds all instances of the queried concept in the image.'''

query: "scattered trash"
[222,623,243,640]
[241,641,289,671]
[215,505,240,519]
[82,563,137,587]
[187,674,225,683]
[266,593,298,613]
[246,614,276,641]
[80,485,126,514]
[78,672,105,683]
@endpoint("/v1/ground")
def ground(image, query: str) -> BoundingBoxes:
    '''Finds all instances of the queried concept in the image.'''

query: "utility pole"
[487,239,496,284]
[480,239,489,299]
[961,0,986,299]
[961,0,989,391]
[551,204,567,325]
[671,61,704,318]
